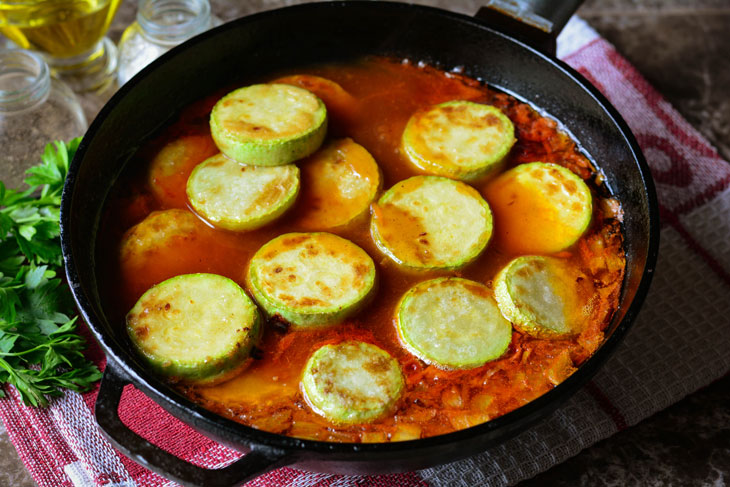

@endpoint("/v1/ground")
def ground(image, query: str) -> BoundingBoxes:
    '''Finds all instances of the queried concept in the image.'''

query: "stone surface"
[520,375,730,486]
[0,419,35,487]
[1,1,728,486]
[579,1,730,161]
[517,2,730,484]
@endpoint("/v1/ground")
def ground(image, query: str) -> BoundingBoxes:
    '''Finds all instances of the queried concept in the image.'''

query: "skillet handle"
[94,362,291,487]
[475,0,584,56]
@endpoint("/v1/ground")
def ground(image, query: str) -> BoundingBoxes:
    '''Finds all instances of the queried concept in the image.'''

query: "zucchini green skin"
[247,232,377,328]
[301,341,404,424]
[402,101,515,182]
[210,83,328,166]
[186,153,300,231]
[396,277,512,369]
[370,175,492,270]
[494,255,580,339]
[126,273,261,384]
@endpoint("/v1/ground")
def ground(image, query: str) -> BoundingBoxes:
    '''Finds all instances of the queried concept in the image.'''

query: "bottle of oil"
[0,0,122,92]
[117,0,219,86]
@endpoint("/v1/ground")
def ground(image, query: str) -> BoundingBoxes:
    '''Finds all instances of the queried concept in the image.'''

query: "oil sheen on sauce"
[98,57,625,443]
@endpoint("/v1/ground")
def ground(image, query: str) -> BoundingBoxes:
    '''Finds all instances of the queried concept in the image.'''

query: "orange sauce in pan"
[97,57,625,442]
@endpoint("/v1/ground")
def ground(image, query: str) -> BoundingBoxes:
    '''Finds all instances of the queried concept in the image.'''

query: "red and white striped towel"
[2,16,729,487]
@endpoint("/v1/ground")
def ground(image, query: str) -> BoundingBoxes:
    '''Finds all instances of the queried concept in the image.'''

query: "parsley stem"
[0,138,99,407]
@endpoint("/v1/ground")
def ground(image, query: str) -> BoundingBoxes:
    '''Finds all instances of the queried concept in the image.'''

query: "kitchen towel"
[2,15,729,487]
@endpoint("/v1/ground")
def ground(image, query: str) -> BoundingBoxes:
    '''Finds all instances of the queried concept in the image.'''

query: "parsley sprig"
[0,139,102,407]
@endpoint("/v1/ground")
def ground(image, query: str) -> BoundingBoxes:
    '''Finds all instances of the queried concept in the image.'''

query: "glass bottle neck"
[0,50,51,114]
[137,0,212,46]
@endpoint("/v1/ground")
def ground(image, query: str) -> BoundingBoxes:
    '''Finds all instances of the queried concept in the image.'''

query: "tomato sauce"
[97,57,625,442]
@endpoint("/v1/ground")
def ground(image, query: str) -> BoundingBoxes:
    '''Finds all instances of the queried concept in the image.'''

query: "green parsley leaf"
[0,138,101,407]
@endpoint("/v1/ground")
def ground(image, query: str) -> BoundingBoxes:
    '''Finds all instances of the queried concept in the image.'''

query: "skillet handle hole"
[94,362,291,486]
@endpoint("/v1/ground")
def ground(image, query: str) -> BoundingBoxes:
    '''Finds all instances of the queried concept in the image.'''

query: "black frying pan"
[60,2,660,485]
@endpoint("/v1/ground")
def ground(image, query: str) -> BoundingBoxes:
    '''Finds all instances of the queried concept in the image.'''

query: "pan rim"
[60,0,660,459]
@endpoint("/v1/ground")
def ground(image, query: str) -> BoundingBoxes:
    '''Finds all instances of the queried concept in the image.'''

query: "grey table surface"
[1,0,728,486]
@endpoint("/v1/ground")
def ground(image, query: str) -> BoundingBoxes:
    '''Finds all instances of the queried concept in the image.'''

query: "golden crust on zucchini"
[247,232,376,328]
[485,162,593,254]
[301,341,404,424]
[371,175,492,270]
[272,74,358,131]
[120,209,200,261]
[126,273,261,384]
[186,153,299,231]
[210,83,327,166]
[396,277,512,369]
[494,255,593,339]
[402,101,515,181]
[147,135,219,208]
[295,138,381,229]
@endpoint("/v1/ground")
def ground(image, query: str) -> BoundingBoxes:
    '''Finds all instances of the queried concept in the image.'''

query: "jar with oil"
[0,0,122,92]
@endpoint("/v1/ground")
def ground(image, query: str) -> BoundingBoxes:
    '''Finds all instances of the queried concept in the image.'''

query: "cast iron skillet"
[60,1,660,485]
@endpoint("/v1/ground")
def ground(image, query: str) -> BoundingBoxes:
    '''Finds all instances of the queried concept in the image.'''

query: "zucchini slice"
[126,273,261,384]
[396,278,512,369]
[119,209,218,301]
[247,232,376,328]
[272,74,358,131]
[210,83,327,166]
[402,101,515,181]
[301,341,404,424]
[370,175,492,270]
[120,209,201,261]
[147,135,218,208]
[494,255,588,339]
[186,153,299,231]
[485,162,593,254]
[295,138,381,229]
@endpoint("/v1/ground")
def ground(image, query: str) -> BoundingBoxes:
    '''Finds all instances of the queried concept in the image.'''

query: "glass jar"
[0,0,122,93]
[1,35,14,49]
[0,49,87,188]
[117,0,219,86]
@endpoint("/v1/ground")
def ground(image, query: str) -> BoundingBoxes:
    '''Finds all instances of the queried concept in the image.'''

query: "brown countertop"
[1,1,728,485]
